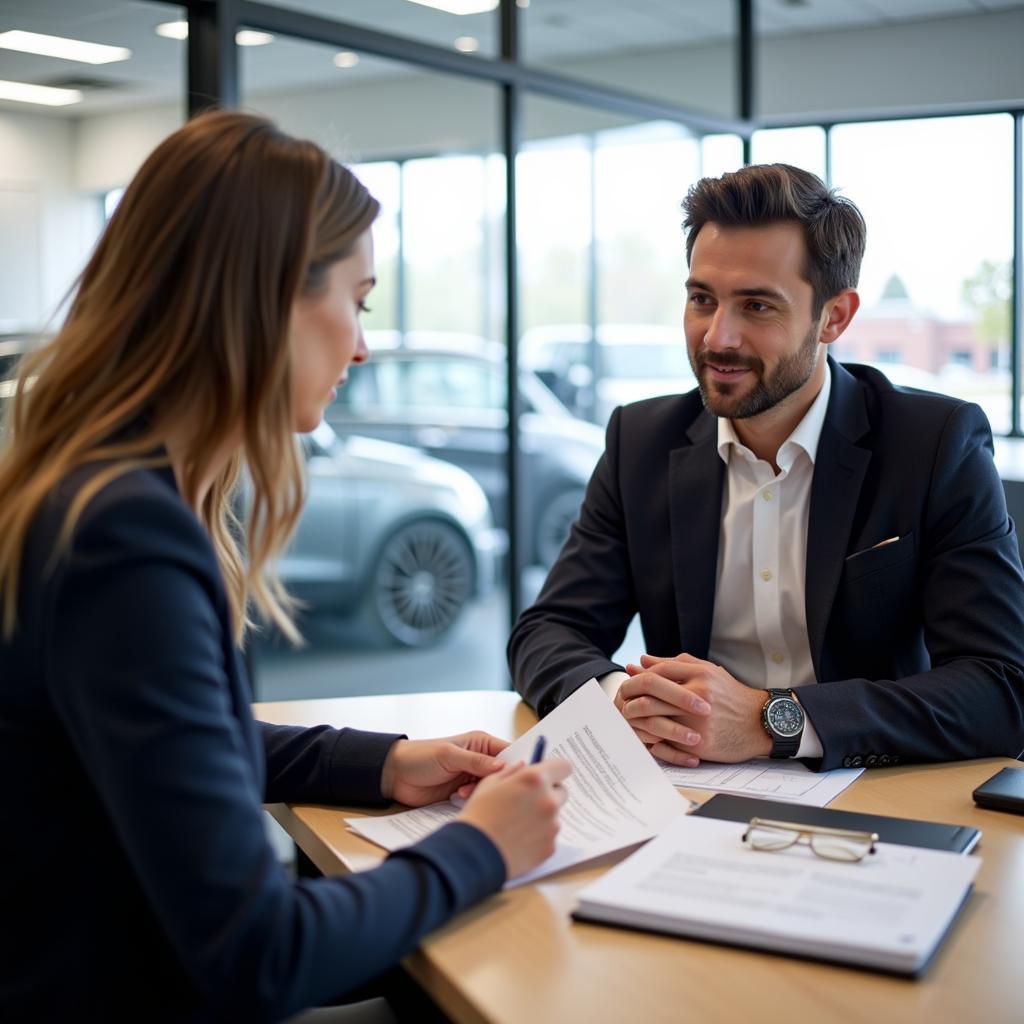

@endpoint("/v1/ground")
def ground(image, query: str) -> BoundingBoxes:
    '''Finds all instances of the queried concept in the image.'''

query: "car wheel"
[370,520,474,647]
[534,487,585,567]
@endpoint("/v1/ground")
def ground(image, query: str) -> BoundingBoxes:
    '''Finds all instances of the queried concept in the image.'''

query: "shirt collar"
[716,360,833,468]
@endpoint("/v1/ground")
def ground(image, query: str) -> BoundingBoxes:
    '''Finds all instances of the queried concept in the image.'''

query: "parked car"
[324,344,606,567]
[520,323,696,425]
[275,421,498,647]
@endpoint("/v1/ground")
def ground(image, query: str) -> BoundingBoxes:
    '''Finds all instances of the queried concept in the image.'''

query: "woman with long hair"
[0,110,569,1023]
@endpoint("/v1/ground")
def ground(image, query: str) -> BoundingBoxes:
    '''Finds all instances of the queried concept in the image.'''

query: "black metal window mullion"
[1012,112,1023,436]
[501,0,523,626]
[185,0,240,115]
[738,0,754,164]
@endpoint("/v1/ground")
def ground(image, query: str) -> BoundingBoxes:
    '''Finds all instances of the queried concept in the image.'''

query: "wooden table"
[255,691,1024,1024]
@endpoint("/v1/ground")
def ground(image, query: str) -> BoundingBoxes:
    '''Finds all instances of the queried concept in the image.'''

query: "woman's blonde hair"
[0,110,379,644]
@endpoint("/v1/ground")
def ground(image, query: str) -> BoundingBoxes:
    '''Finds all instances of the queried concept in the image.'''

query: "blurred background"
[1,0,1022,700]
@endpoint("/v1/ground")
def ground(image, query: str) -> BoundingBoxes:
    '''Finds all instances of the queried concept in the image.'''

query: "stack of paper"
[346,679,690,885]
[574,815,979,975]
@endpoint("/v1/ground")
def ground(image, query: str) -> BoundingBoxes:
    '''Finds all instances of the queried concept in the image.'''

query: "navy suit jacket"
[0,461,504,1022]
[509,359,1024,770]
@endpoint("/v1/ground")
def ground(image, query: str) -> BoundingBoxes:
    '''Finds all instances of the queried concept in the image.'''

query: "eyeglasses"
[742,817,879,862]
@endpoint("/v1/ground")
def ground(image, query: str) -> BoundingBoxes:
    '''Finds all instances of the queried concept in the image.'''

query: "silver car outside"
[278,421,498,647]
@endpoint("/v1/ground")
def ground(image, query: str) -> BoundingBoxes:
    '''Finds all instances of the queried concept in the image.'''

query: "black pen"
[530,735,546,764]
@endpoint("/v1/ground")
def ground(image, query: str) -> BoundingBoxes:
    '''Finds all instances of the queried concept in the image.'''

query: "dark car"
[324,342,606,568]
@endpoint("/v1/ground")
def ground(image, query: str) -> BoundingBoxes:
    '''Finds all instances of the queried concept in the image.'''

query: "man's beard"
[690,325,820,420]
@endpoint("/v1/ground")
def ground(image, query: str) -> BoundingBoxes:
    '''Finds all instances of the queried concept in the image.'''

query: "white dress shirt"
[601,365,832,759]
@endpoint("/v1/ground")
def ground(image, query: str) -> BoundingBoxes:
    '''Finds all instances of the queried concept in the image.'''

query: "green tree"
[962,259,1011,350]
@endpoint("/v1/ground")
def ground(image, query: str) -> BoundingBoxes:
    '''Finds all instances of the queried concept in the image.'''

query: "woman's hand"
[459,759,572,878]
[380,731,509,807]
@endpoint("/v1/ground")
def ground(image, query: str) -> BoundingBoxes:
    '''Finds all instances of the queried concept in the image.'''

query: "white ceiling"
[0,0,1021,116]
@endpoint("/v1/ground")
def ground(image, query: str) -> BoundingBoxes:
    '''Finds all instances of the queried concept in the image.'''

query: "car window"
[403,359,499,410]
[335,362,377,410]
[600,343,691,379]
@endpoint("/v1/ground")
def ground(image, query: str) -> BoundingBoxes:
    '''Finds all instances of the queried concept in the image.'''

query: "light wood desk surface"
[254,690,1024,1024]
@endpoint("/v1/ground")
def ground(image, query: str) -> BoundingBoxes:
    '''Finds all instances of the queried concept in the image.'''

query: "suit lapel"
[669,411,724,658]
[805,359,872,678]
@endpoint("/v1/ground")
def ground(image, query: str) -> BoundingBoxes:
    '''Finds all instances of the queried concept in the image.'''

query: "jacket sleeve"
[508,406,636,716]
[259,723,404,806]
[799,402,1024,770]
[45,492,505,1024]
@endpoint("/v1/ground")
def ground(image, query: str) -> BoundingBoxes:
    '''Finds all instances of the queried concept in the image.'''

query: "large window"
[4,0,1021,704]
[241,34,512,700]
[831,115,1015,434]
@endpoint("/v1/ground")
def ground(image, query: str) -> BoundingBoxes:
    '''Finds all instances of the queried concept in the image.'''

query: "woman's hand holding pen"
[380,731,511,807]
[459,740,572,879]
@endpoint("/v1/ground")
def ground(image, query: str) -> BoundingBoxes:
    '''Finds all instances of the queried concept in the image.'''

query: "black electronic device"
[972,767,1024,815]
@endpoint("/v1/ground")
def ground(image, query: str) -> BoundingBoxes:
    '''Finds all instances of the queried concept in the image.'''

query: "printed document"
[660,758,863,807]
[575,815,980,975]
[346,679,689,885]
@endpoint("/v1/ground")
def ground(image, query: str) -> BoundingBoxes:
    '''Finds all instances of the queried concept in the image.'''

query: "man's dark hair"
[682,163,866,318]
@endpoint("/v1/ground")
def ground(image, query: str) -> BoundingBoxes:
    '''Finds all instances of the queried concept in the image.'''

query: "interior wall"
[71,7,1024,192]
[0,109,101,332]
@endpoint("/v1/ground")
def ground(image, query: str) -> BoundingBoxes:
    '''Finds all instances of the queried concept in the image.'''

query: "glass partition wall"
[2,0,1021,699]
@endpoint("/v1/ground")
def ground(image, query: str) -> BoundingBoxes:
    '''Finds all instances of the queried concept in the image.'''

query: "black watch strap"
[763,688,802,759]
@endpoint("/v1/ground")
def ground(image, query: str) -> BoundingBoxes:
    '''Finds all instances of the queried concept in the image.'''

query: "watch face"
[767,698,804,737]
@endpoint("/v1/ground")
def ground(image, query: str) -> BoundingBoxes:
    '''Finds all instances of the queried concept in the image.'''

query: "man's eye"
[689,294,712,307]
[747,301,771,313]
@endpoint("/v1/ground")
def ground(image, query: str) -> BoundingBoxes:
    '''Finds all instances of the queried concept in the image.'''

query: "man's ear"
[818,289,860,346]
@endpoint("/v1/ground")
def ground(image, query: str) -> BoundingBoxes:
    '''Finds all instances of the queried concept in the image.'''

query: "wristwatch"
[761,688,804,759]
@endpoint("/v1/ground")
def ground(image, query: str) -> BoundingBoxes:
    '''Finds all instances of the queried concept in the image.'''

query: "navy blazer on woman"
[0,461,504,1022]
[509,358,1024,770]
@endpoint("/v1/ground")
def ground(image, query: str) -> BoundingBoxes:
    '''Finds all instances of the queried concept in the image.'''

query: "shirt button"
[762,489,773,501]
[761,568,773,582]
[771,651,785,664]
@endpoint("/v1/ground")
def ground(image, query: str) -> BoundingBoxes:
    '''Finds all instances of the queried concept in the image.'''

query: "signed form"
[346,679,689,885]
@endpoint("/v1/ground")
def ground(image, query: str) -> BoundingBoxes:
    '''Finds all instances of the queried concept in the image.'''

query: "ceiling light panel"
[0,78,83,106]
[0,29,130,64]
[406,0,498,14]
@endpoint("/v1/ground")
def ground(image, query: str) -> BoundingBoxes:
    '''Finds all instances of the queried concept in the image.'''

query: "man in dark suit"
[509,163,1024,772]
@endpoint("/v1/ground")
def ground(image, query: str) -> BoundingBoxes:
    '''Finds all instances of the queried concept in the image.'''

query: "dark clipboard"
[692,793,981,853]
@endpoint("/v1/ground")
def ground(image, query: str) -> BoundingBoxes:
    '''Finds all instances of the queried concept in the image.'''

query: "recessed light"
[407,0,498,13]
[0,29,130,65]
[333,51,359,69]
[154,22,275,46]
[454,36,480,53]
[0,78,83,106]
[155,21,188,40]
[235,30,275,47]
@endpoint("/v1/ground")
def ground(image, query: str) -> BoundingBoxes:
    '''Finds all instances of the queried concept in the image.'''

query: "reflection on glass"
[831,115,1014,435]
